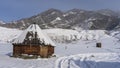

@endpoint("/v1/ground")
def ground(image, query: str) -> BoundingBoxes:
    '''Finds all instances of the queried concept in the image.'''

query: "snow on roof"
[13,24,55,46]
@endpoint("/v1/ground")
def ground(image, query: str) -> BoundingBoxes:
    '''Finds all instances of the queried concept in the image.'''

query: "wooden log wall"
[13,44,54,58]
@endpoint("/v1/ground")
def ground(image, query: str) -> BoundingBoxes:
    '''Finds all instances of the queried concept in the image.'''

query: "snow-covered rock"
[50,17,62,25]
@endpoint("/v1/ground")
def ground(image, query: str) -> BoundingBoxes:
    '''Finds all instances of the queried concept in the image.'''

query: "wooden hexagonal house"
[12,23,55,58]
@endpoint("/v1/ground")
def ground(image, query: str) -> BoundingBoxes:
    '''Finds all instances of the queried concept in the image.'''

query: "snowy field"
[0,43,57,68]
[0,39,120,68]
[55,53,120,68]
[0,26,120,68]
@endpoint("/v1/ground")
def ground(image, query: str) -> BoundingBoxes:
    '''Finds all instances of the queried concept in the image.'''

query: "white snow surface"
[13,24,55,46]
[0,26,120,68]
[110,31,120,40]
[78,30,109,40]
[0,36,120,68]
[44,29,110,42]
[55,53,120,68]
[0,27,22,42]
[43,28,80,43]
[0,26,110,43]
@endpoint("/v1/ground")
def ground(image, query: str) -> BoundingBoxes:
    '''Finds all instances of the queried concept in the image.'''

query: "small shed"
[96,42,102,48]
[12,23,55,58]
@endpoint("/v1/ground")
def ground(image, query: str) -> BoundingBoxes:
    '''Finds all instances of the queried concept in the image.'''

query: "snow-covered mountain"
[1,9,120,30]
[96,9,118,17]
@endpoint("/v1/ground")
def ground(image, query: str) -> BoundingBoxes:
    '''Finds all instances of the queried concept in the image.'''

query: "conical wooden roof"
[13,23,55,46]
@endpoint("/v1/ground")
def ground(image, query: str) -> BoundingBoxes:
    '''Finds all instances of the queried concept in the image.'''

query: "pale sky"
[0,0,120,22]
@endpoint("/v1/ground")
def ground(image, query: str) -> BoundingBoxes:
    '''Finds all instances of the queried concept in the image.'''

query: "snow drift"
[78,30,109,40]
[44,29,110,43]
[55,53,120,68]
[0,27,22,42]
[0,26,113,43]
[110,31,120,40]
[43,28,80,43]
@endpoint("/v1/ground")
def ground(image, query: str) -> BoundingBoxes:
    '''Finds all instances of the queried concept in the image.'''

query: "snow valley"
[0,26,120,68]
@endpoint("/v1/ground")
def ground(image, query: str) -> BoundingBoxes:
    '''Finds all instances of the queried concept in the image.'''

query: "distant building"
[12,23,55,58]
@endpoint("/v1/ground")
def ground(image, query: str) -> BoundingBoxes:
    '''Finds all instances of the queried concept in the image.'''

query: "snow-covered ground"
[0,43,57,68]
[44,29,109,43]
[0,26,110,43]
[55,37,120,56]
[110,31,120,40]
[0,26,120,68]
[0,38,120,68]
[0,27,22,42]
[43,28,80,43]
[55,53,120,68]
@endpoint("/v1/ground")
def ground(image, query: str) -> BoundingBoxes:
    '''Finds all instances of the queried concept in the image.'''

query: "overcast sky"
[0,0,120,22]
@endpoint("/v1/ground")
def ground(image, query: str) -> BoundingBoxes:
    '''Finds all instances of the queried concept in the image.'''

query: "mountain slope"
[1,9,120,30]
